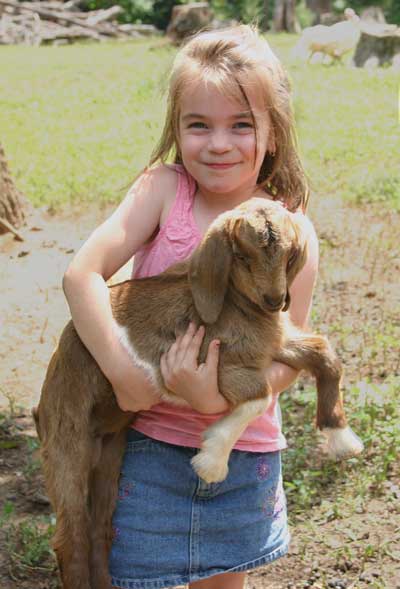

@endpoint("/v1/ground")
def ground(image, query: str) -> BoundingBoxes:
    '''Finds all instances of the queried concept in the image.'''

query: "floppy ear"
[189,229,233,324]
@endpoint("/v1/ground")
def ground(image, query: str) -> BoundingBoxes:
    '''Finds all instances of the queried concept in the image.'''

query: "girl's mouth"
[204,163,238,169]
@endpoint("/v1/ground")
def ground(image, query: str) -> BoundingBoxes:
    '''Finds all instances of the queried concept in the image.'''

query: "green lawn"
[1,35,399,209]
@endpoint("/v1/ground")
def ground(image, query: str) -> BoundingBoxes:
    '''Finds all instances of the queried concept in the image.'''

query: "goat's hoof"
[321,426,364,459]
[191,451,229,484]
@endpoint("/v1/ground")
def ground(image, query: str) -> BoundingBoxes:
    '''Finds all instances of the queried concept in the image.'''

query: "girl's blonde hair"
[149,25,309,212]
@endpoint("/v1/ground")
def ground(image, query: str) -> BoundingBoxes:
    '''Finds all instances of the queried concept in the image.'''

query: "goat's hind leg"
[191,368,272,484]
[89,429,128,589]
[45,431,94,589]
[275,333,363,458]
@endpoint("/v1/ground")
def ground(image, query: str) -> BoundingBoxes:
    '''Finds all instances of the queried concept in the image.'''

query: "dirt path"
[0,197,399,588]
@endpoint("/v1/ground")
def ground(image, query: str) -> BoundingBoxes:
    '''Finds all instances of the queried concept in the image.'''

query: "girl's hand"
[107,347,161,413]
[160,323,230,414]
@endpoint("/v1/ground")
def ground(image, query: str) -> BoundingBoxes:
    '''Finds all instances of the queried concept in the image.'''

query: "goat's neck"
[226,284,273,323]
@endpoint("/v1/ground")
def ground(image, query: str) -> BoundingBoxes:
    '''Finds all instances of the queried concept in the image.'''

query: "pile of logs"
[0,0,160,45]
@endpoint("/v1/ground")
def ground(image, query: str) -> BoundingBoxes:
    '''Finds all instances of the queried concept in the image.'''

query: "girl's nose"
[208,130,232,153]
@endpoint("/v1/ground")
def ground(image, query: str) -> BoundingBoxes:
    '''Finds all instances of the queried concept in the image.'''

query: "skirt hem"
[110,534,290,589]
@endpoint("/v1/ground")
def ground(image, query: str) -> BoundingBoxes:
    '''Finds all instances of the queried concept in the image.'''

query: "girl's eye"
[188,122,207,129]
[234,122,253,129]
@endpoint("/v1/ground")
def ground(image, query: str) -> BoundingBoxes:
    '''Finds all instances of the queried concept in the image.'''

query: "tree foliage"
[80,0,186,28]
[78,0,400,27]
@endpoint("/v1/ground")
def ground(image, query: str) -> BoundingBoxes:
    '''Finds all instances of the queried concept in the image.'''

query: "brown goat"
[33,198,363,589]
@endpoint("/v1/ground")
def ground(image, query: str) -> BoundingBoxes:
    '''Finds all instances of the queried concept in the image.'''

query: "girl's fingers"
[205,339,220,370]
[164,340,179,371]
[175,322,198,363]
[183,325,205,367]
[160,353,168,378]
[163,326,190,371]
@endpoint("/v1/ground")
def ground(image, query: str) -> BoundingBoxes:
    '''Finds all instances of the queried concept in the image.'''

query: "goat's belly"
[114,323,190,408]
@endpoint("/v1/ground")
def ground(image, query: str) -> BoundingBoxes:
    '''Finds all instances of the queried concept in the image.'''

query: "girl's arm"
[265,214,320,394]
[63,165,178,411]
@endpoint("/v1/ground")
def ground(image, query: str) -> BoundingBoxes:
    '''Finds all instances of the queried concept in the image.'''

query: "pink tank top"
[131,164,286,452]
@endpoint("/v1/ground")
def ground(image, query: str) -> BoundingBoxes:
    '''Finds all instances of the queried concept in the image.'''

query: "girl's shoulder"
[151,164,195,226]
[139,163,179,199]
[132,164,180,224]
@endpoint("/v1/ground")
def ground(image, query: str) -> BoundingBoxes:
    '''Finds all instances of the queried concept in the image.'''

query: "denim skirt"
[109,429,290,589]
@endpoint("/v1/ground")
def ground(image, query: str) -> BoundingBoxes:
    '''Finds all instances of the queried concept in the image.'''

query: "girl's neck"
[192,184,270,237]
[195,184,266,217]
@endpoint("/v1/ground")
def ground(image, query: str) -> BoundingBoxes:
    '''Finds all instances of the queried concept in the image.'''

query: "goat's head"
[189,198,308,324]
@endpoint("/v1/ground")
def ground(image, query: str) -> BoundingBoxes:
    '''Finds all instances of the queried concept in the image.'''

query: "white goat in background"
[294,8,361,63]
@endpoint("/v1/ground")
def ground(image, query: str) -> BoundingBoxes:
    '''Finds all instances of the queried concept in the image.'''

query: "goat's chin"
[160,392,191,408]
[263,305,283,314]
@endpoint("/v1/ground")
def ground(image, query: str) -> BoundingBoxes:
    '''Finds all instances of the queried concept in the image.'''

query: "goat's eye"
[234,251,250,266]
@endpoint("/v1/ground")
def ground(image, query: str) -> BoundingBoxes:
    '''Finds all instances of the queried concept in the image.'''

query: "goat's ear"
[231,217,258,258]
[189,229,233,324]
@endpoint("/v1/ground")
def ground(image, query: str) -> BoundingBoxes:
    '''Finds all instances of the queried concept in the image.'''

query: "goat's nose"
[263,294,286,311]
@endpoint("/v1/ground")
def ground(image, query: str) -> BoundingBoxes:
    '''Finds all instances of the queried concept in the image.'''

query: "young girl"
[63,25,319,589]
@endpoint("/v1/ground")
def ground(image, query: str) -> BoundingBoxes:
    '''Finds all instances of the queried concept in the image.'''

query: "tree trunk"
[261,0,270,31]
[353,24,400,68]
[0,142,27,235]
[306,0,331,24]
[273,0,296,32]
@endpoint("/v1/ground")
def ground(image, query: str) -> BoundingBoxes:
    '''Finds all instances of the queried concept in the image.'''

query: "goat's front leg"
[191,368,272,484]
[274,332,363,458]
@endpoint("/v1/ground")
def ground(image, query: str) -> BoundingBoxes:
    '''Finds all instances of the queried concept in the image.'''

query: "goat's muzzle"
[263,294,286,312]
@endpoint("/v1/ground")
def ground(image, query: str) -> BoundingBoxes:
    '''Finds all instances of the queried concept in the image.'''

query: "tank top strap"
[165,163,197,219]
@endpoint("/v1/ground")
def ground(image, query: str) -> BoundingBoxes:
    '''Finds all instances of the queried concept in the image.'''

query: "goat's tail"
[31,406,41,440]
[42,427,95,589]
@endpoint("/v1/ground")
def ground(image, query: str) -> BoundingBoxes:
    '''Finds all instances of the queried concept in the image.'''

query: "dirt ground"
[0,195,399,589]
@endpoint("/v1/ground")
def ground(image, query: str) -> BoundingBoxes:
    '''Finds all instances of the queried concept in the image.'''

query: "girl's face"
[178,80,275,201]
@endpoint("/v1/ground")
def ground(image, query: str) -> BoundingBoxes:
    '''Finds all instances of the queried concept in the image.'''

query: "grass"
[0,406,57,582]
[7,517,55,573]
[1,35,399,209]
[0,40,175,207]
[281,375,400,520]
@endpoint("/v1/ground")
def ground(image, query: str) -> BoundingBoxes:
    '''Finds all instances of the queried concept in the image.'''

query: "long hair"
[149,25,309,212]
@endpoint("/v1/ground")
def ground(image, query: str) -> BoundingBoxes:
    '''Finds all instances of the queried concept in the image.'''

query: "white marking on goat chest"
[115,324,158,386]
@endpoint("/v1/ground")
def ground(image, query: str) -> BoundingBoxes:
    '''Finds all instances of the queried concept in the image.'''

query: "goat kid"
[33,198,363,589]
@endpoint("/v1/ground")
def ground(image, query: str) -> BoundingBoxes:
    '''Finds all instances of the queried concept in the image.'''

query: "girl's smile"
[204,162,239,169]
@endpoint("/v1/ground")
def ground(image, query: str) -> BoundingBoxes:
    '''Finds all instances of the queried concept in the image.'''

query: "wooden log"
[62,0,82,10]
[0,0,118,36]
[40,22,105,42]
[86,6,123,26]
[0,215,24,241]
[354,22,400,67]
[118,23,160,36]
[0,0,159,44]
